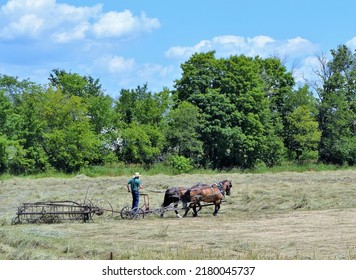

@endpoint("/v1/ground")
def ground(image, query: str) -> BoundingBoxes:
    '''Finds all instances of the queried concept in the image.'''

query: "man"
[127,172,143,211]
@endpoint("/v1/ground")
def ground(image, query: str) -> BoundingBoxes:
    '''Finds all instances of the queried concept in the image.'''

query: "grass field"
[1,170,356,260]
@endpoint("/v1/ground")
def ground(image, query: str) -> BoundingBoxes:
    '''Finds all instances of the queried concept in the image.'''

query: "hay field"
[0,170,356,259]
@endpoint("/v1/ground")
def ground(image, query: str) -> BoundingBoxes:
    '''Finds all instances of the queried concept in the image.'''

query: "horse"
[182,180,232,217]
[160,186,188,218]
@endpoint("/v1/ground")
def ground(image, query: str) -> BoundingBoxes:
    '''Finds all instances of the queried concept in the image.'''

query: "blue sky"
[0,0,355,97]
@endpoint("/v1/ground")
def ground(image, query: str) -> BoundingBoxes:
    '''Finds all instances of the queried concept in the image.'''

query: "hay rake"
[11,200,112,224]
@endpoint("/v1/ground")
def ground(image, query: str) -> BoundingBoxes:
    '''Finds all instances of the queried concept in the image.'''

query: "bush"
[168,155,194,174]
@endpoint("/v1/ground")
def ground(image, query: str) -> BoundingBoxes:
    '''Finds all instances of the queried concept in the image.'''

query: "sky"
[0,0,355,97]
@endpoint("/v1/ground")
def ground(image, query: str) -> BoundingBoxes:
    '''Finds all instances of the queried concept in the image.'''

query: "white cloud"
[91,55,176,92]
[0,0,160,42]
[0,14,44,39]
[1,0,55,14]
[346,37,356,49]
[276,37,317,58]
[95,55,135,73]
[165,35,317,61]
[93,10,160,39]
[137,63,175,80]
[292,56,321,83]
[52,23,90,43]
[93,10,136,38]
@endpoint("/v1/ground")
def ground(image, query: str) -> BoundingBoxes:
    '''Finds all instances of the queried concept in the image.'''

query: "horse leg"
[213,202,220,216]
[183,206,190,217]
[192,204,198,217]
[174,201,182,218]
[196,203,202,214]
[160,204,166,218]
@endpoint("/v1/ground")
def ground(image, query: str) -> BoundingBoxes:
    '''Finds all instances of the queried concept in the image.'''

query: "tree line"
[0,45,355,174]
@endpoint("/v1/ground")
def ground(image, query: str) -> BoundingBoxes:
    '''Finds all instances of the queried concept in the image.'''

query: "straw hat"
[133,172,140,178]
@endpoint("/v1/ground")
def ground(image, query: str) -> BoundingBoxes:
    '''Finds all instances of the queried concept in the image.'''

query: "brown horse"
[182,180,232,217]
[160,186,188,218]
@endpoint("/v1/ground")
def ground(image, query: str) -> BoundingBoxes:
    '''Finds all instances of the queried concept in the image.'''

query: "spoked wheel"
[120,206,145,219]
[87,199,114,221]
[120,206,131,219]
[131,208,144,219]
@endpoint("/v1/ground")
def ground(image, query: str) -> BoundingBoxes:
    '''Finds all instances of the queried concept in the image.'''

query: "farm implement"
[119,193,177,219]
[11,194,182,224]
[11,200,114,224]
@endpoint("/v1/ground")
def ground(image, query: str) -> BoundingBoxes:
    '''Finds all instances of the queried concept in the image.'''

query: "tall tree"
[115,84,171,127]
[114,84,171,164]
[0,75,49,174]
[164,101,203,160]
[40,88,101,172]
[48,69,115,134]
[174,53,284,168]
[316,45,356,165]
[285,106,321,161]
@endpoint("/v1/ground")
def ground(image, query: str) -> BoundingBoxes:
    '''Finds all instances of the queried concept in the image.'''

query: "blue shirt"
[128,177,141,192]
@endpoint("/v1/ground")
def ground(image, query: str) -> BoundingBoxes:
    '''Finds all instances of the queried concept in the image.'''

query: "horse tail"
[162,188,176,207]
[161,187,180,207]
[161,191,169,207]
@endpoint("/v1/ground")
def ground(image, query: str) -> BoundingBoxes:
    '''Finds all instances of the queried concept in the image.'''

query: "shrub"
[169,155,194,174]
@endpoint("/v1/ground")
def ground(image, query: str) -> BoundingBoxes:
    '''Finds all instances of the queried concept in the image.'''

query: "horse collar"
[215,182,224,197]
[217,182,224,192]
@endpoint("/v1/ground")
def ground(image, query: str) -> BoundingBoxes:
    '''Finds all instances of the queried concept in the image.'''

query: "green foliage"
[285,106,321,162]
[41,88,101,172]
[119,124,165,165]
[115,84,171,126]
[1,44,356,175]
[49,69,116,133]
[168,155,194,174]
[174,53,285,168]
[0,91,12,132]
[317,45,356,165]
[113,84,170,165]
[165,101,203,159]
[0,134,8,173]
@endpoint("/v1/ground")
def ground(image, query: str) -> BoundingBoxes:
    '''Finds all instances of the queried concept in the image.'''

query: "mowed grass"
[1,170,356,260]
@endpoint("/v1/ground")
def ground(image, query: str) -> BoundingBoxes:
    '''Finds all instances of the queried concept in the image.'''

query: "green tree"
[174,51,220,102]
[48,69,117,165]
[14,90,49,173]
[0,75,49,174]
[0,90,12,134]
[174,53,284,168]
[114,84,170,164]
[119,124,165,165]
[285,106,321,161]
[258,57,295,120]
[49,69,115,134]
[316,45,356,165]
[115,84,171,127]
[41,88,101,172]
[280,85,320,161]
[0,134,8,173]
[164,101,203,161]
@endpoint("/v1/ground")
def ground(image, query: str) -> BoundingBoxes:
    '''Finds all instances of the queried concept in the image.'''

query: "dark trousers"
[131,190,140,210]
